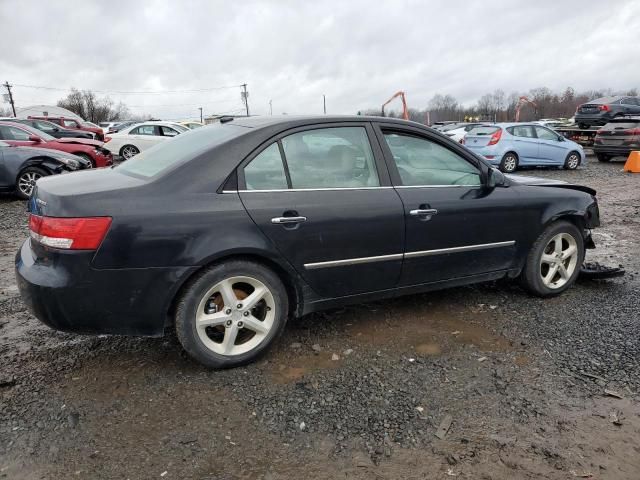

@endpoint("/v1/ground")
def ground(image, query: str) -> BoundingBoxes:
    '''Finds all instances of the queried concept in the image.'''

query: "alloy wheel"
[503,155,517,172]
[17,171,42,197]
[194,276,275,356]
[539,233,579,289]
[567,154,580,169]
[122,146,139,159]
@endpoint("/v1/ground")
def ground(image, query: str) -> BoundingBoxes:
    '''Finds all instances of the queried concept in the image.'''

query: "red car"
[28,116,105,141]
[0,122,113,168]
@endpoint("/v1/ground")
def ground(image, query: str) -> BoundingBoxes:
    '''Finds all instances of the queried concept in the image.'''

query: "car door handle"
[271,216,307,224]
[409,209,438,217]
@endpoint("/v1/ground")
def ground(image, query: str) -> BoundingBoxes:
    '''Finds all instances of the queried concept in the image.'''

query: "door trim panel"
[304,240,516,269]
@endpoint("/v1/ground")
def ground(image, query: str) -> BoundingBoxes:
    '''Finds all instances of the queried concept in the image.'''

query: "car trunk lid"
[464,126,501,148]
[596,120,640,146]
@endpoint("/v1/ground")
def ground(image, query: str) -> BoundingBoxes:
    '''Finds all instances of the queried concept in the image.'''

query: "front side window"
[384,132,481,186]
[243,143,288,190]
[0,125,31,141]
[534,126,558,141]
[131,125,156,136]
[63,119,79,128]
[281,127,379,189]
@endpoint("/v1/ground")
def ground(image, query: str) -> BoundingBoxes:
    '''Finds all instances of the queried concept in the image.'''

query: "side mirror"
[28,135,42,142]
[558,136,565,142]
[486,167,507,188]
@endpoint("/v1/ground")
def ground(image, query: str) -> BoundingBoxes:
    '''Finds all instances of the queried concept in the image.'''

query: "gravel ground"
[1,156,639,479]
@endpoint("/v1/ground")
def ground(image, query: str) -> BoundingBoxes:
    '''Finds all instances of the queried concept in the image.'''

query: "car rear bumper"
[593,145,636,157]
[15,239,194,336]
[575,113,610,126]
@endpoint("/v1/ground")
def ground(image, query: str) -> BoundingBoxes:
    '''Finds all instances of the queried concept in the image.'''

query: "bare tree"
[57,88,130,123]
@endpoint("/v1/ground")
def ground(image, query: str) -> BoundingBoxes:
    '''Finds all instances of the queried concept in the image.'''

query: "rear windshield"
[117,123,248,178]
[467,126,500,136]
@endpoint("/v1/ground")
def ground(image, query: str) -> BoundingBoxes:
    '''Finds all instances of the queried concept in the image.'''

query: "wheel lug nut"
[225,308,232,315]
[237,303,243,309]
[225,320,232,327]
[243,311,249,317]
[237,321,244,328]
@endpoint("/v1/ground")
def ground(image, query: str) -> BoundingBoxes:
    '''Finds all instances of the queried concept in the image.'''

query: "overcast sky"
[2,0,639,120]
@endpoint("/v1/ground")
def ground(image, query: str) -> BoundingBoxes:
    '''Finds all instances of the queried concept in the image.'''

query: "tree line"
[364,86,639,124]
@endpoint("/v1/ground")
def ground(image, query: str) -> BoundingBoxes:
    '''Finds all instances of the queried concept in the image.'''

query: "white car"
[444,123,488,143]
[105,121,189,159]
[99,122,120,134]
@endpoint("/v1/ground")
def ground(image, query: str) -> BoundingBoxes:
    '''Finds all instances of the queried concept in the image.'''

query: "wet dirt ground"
[1,156,639,479]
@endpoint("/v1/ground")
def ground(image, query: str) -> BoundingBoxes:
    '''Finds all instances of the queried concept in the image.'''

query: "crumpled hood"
[55,137,103,147]
[505,173,596,195]
[13,144,81,161]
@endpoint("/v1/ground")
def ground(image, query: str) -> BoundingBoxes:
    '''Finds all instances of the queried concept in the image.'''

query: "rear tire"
[596,153,610,162]
[499,152,519,173]
[175,260,289,369]
[16,166,48,200]
[520,221,584,297]
[120,145,139,160]
[564,151,581,170]
[578,123,589,129]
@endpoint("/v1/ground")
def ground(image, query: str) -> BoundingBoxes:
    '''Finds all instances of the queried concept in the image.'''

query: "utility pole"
[269,99,273,115]
[241,83,249,116]
[3,81,16,117]
[198,107,203,123]
[323,94,326,114]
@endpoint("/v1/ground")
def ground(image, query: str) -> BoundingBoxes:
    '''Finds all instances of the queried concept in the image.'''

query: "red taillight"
[487,129,502,146]
[598,105,610,112]
[29,214,112,250]
[596,130,605,134]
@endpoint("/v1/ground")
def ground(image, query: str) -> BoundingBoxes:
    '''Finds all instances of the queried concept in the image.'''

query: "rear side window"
[63,119,79,128]
[160,126,179,137]
[534,126,559,141]
[467,126,500,136]
[507,125,535,138]
[0,125,31,140]
[244,143,288,190]
[131,125,156,135]
[281,127,380,189]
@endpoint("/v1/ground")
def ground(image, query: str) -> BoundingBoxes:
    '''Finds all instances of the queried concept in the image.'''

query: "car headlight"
[54,156,80,168]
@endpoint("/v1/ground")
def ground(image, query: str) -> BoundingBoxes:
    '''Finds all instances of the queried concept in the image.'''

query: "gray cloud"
[2,0,638,119]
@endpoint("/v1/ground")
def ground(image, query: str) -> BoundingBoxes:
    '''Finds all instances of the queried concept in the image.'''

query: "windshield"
[117,123,248,178]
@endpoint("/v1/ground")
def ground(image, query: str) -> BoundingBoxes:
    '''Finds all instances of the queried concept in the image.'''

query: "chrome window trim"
[305,253,403,270]
[303,240,516,270]
[237,186,395,193]
[395,184,480,189]
[404,240,516,259]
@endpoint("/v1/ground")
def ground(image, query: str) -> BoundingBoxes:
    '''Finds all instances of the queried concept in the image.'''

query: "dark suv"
[575,96,640,128]
[593,117,640,162]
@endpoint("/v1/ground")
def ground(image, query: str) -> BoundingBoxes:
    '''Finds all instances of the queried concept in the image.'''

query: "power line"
[12,83,244,95]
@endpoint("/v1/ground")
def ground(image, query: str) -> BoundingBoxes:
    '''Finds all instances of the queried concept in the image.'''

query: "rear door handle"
[409,208,438,217]
[271,216,307,224]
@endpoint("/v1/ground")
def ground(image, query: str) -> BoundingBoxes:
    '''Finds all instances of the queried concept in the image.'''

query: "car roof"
[588,96,625,104]
[229,115,428,130]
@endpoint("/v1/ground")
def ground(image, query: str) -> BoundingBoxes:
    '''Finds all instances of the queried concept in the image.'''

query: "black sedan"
[0,140,86,199]
[0,118,94,139]
[16,116,600,368]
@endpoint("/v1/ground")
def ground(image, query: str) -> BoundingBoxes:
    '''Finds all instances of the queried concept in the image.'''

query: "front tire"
[564,151,581,170]
[175,260,289,368]
[520,221,584,297]
[499,152,519,173]
[16,166,48,200]
[596,153,610,162]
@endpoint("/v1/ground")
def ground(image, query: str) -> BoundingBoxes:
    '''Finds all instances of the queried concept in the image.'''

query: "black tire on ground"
[520,220,585,297]
[595,153,610,162]
[563,151,581,170]
[578,123,589,129]
[15,166,48,200]
[175,260,289,369]
[75,152,95,168]
[119,145,140,160]
[499,152,519,173]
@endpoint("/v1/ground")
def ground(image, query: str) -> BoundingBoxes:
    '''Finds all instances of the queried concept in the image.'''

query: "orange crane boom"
[382,91,409,120]
[514,96,537,122]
